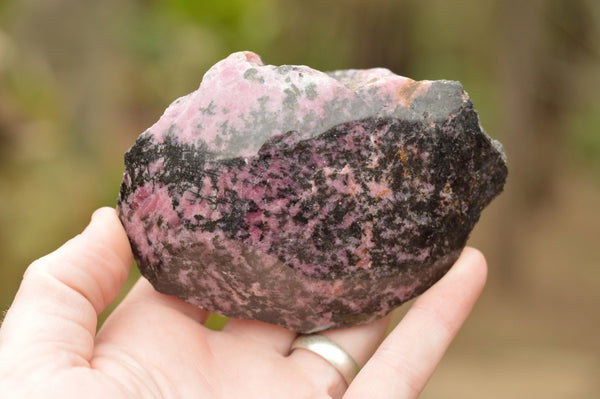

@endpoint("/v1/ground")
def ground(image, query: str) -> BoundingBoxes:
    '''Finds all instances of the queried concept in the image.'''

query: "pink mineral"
[117,51,507,332]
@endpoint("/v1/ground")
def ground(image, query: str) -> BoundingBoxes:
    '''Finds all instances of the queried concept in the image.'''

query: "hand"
[0,207,487,399]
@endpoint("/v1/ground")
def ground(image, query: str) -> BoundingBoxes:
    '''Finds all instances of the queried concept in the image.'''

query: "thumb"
[0,207,133,366]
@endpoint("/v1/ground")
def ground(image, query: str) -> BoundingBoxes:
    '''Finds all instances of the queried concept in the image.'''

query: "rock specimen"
[117,51,507,332]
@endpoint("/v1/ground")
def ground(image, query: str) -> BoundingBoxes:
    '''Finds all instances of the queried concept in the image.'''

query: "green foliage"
[158,0,258,28]
[568,102,600,172]
[205,314,229,331]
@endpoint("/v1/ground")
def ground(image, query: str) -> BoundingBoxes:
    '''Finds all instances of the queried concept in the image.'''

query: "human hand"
[0,207,487,399]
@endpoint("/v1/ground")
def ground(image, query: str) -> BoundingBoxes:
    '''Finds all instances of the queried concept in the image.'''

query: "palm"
[92,283,346,398]
[0,208,487,399]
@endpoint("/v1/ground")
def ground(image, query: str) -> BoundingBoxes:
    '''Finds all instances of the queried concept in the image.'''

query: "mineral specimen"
[117,51,507,332]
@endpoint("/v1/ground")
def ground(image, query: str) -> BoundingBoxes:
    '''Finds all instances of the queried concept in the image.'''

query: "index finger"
[344,247,488,399]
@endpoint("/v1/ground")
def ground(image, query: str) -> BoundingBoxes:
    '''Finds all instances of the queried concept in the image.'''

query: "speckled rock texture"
[117,51,507,332]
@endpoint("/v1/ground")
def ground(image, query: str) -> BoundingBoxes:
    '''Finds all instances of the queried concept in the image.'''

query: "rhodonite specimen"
[117,51,507,332]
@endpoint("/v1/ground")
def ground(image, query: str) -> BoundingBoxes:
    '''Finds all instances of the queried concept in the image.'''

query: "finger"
[288,315,391,398]
[344,247,487,399]
[97,276,210,342]
[0,207,133,364]
[222,318,296,355]
[321,315,390,367]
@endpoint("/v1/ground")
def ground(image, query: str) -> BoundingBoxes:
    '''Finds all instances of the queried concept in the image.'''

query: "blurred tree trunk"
[343,0,417,75]
[276,0,417,76]
[493,0,594,288]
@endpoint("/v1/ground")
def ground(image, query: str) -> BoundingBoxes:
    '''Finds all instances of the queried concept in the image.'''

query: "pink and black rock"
[117,51,507,333]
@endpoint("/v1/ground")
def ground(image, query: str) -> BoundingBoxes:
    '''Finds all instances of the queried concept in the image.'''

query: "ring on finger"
[290,333,360,386]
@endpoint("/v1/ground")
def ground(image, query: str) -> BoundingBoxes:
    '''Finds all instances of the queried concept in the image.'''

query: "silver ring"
[290,334,360,385]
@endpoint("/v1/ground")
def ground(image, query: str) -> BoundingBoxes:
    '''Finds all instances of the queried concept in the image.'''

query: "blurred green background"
[1,0,599,397]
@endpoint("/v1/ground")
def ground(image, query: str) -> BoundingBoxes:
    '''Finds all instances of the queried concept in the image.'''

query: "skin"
[0,207,487,399]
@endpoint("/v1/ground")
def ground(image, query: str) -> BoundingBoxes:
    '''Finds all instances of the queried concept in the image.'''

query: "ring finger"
[286,315,391,398]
